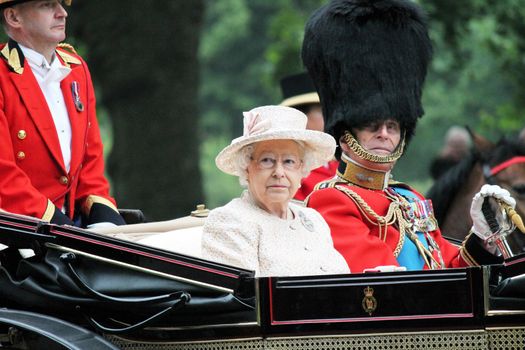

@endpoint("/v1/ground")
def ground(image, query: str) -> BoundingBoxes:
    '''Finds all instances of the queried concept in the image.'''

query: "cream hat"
[216,105,336,176]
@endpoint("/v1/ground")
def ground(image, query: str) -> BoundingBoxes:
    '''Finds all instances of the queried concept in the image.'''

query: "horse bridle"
[481,156,525,256]
[483,156,525,185]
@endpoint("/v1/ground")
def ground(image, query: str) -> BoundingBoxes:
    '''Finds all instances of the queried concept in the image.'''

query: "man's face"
[305,104,324,132]
[9,0,67,46]
[353,119,401,156]
[342,119,402,172]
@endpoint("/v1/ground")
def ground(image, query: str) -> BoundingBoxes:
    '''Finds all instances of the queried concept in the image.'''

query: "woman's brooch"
[299,211,315,232]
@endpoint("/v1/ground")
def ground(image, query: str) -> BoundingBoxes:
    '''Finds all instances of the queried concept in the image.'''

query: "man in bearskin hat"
[302,0,516,272]
[0,0,125,227]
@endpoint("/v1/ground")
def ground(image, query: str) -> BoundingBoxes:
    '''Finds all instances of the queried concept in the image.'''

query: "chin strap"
[343,130,405,163]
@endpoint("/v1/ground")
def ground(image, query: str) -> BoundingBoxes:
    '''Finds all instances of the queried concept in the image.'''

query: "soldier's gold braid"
[335,185,409,257]
[335,185,398,242]
[334,185,443,267]
[343,130,405,163]
[392,206,407,257]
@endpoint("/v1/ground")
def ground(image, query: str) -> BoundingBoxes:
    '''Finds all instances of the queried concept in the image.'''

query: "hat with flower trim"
[216,105,336,176]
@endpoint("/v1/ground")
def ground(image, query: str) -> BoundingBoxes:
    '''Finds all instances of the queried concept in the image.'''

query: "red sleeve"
[429,229,469,268]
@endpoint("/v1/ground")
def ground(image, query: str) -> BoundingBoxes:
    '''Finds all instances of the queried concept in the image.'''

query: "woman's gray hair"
[234,140,316,187]
[235,144,255,187]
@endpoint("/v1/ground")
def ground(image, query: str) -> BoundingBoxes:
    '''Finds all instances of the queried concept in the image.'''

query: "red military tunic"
[306,177,492,273]
[0,41,119,223]
[294,160,338,201]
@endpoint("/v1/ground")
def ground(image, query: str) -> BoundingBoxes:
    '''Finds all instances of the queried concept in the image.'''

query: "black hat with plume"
[302,0,432,158]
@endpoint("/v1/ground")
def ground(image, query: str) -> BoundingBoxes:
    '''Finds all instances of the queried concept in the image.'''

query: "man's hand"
[470,184,516,241]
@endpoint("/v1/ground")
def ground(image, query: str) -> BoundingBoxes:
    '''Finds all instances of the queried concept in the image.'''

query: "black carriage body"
[0,212,524,349]
[259,269,483,335]
[0,212,259,343]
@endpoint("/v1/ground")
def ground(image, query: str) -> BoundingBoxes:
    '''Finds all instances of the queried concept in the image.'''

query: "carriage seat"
[118,208,146,225]
[138,226,203,257]
[91,205,208,258]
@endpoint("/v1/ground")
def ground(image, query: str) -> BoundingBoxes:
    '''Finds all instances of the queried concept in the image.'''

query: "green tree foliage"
[265,0,325,81]
[421,0,525,135]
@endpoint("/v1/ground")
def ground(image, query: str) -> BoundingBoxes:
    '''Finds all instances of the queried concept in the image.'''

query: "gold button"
[59,176,69,185]
[17,130,26,140]
[16,151,25,160]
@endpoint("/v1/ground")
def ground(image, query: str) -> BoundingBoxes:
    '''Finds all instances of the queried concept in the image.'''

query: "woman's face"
[247,140,304,213]
[343,119,401,171]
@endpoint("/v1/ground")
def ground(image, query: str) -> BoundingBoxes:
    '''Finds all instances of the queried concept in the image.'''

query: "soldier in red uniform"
[302,0,515,272]
[0,0,125,227]
[279,72,338,201]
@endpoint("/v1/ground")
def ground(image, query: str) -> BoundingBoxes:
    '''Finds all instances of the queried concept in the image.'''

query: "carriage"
[0,207,524,350]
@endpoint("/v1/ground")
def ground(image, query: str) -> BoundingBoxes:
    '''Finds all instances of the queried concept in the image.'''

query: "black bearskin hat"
[302,0,432,158]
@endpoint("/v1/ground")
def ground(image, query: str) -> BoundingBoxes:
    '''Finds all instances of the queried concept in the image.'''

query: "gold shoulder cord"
[334,185,404,252]
[384,189,443,268]
[335,185,442,268]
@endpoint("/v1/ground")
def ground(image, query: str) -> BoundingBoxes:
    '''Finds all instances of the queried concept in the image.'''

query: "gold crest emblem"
[362,286,377,316]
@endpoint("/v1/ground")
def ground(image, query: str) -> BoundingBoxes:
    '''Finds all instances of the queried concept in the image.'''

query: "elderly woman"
[201,105,350,277]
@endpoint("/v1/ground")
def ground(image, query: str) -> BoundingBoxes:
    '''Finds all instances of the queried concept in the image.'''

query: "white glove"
[470,184,516,241]
[363,265,407,273]
[86,221,118,230]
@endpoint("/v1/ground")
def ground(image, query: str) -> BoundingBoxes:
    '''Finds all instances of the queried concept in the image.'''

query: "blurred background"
[4,0,524,220]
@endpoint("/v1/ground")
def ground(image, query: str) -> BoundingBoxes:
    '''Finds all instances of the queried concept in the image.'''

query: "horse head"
[427,130,525,253]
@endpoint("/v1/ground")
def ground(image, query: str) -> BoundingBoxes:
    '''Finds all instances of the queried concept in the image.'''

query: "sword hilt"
[495,198,525,234]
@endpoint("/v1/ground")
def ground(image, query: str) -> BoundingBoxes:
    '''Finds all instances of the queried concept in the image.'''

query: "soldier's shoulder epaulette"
[1,41,24,74]
[388,179,413,190]
[308,178,372,214]
[56,43,81,66]
[305,178,342,206]
[57,42,77,54]
[313,178,343,191]
[331,184,382,219]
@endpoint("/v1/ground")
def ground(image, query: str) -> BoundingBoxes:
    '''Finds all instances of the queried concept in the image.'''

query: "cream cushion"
[90,216,205,258]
